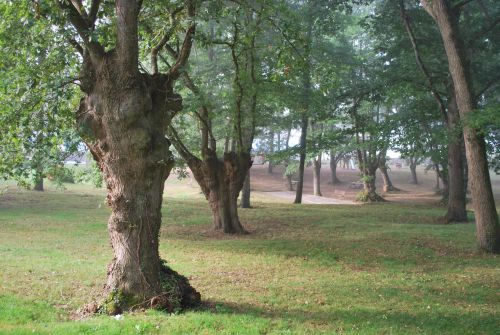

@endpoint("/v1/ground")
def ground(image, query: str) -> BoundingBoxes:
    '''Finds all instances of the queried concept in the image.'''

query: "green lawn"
[0,182,498,334]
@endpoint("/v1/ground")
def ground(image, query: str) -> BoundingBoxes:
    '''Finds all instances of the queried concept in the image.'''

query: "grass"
[0,180,499,335]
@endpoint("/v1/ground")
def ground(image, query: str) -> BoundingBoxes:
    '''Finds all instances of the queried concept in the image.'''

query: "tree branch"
[151,6,184,74]
[56,0,104,58]
[167,125,200,164]
[452,0,476,9]
[168,1,196,79]
[400,0,447,121]
[88,0,101,27]
[474,72,500,101]
[67,37,83,55]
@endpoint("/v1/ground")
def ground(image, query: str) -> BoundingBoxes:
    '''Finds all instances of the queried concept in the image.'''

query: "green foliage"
[72,162,104,188]
[0,2,81,188]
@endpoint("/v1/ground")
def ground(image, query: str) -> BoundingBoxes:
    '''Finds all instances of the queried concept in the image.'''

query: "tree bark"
[379,154,398,192]
[33,173,44,192]
[445,87,467,222]
[329,150,341,184]
[267,130,274,174]
[409,159,418,184]
[74,1,200,313]
[312,155,322,196]
[360,167,385,202]
[422,0,500,252]
[356,149,384,202]
[186,150,251,234]
[240,170,251,208]
[294,114,308,204]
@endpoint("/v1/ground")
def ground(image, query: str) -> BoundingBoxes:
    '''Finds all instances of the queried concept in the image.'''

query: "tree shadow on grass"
[204,299,498,334]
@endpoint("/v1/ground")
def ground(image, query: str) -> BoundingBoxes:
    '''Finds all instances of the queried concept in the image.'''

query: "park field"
[0,176,499,335]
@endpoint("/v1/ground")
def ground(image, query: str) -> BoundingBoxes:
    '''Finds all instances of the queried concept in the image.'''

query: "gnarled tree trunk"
[360,166,384,202]
[422,0,500,252]
[356,149,385,202]
[73,0,200,313]
[188,150,251,234]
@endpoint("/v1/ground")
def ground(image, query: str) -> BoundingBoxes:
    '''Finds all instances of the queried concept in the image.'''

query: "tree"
[0,3,80,192]
[168,2,263,233]
[421,0,500,253]
[12,1,201,313]
[398,0,467,221]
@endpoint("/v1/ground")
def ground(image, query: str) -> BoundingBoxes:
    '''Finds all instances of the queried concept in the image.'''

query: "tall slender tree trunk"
[435,166,441,190]
[240,170,251,208]
[268,130,274,174]
[379,154,397,192]
[294,16,312,205]
[312,155,322,196]
[283,127,294,191]
[445,87,467,222]
[422,0,499,252]
[294,115,308,204]
[409,160,418,184]
[74,1,200,313]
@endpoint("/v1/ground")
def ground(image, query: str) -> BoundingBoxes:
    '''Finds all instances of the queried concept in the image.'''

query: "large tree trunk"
[360,167,385,202]
[356,149,384,202]
[240,171,251,208]
[312,155,322,196]
[188,150,250,234]
[445,88,467,222]
[329,150,341,184]
[423,0,500,252]
[74,1,200,313]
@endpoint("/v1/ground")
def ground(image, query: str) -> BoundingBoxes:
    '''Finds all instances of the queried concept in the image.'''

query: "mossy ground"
[0,178,498,334]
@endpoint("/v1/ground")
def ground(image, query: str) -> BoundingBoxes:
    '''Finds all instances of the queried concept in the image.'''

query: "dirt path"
[249,164,445,205]
[258,191,356,205]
